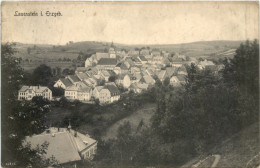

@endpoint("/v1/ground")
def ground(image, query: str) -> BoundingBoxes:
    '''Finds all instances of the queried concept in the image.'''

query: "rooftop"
[24,127,96,165]
[19,86,50,93]
[98,58,117,65]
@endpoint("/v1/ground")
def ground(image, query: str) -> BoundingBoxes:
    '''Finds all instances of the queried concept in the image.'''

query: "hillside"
[182,122,260,167]
[11,40,243,60]
[7,40,245,72]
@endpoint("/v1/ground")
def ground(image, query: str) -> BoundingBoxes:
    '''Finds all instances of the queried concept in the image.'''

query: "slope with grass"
[101,103,156,141]
[182,122,259,168]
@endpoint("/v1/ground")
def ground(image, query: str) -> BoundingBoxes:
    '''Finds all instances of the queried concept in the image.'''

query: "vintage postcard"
[1,1,259,168]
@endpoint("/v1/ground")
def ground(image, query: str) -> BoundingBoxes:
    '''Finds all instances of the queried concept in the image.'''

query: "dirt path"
[102,103,156,141]
[211,155,221,167]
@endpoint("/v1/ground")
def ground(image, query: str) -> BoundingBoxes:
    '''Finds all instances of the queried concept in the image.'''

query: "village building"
[18,86,53,101]
[114,62,129,75]
[139,75,155,85]
[92,86,104,99]
[76,72,89,81]
[151,49,161,57]
[177,65,188,75]
[170,60,184,68]
[129,83,149,93]
[133,58,143,66]
[140,49,150,56]
[157,70,167,82]
[130,66,141,74]
[198,59,215,69]
[97,58,117,70]
[152,55,164,64]
[165,67,177,77]
[54,78,73,89]
[75,67,89,73]
[85,56,97,68]
[64,83,92,101]
[138,56,148,64]
[116,74,131,89]
[68,75,81,84]
[24,126,97,167]
[99,83,120,104]
[95,52,110,61]
[128,50,139,57]
[170,76,181,87]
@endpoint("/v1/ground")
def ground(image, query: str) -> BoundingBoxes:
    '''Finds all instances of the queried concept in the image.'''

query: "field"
[102,103,156,141]
[182,122,260,168]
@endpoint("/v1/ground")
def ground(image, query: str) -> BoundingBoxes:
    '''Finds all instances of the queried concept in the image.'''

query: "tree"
[62,68,74,76]
[1,43,53,167]
[31,64,53,85]
[222,40,259,97]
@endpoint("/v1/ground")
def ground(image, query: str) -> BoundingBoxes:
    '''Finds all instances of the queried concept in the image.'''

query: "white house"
[18,86,52,101]
[99,83,120,104]
[65,84,92,101]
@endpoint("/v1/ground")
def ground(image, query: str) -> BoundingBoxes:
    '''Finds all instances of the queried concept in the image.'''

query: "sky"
[2,1,259,45]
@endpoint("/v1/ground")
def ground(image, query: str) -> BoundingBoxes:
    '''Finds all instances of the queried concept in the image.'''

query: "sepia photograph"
[1,1,259,168]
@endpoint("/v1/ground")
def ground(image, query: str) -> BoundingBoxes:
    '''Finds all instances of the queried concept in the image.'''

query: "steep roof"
[68,75,81,83]
[118,74,129,80]
[94,86,104,92]
[76,73,89,81]
[104,83,120,95]
[19,86,50,93]
[60,78,73,87]
[141,75,155,85]
[101,70,110,77]
[24,127,97,165]
[96,53,109,60]
[25,131,81,164]
[98,58,117,65]
[116,62,129,70]
[130,83,149,90]
[157,70,166,80]
[176,75,186,82]
[166,67,177,77]
[76,67,88,73]
[139,56,148,61]
[78,86,92,92]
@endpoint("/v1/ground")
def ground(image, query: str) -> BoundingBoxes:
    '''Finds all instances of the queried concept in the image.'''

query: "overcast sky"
[2,1,259,45]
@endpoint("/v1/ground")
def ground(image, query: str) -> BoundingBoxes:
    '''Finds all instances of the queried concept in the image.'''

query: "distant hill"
[9,40,246,61]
